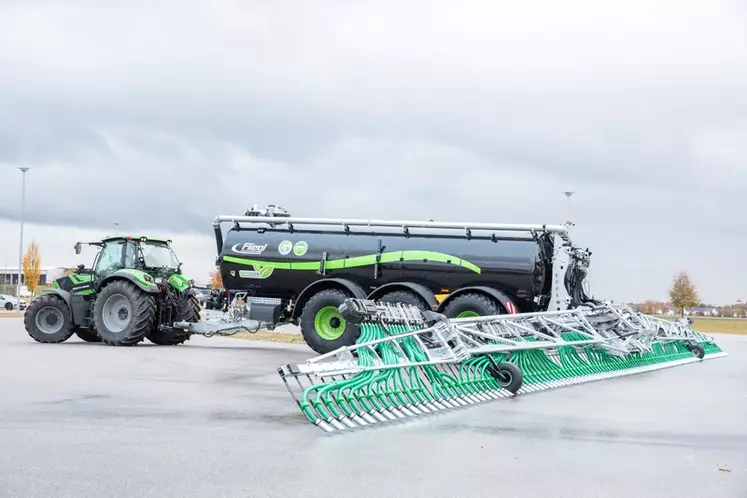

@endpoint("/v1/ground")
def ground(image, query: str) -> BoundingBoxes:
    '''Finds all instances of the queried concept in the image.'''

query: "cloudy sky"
[1,0,746,304]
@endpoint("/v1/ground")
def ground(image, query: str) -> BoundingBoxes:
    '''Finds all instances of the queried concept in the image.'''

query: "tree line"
[629,271,738,317]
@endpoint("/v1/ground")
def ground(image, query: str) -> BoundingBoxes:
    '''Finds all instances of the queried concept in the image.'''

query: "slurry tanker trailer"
[207,204,593,354]
[200,205,724,434]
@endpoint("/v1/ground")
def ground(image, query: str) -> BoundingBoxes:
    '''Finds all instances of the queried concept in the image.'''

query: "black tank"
[218,225,554,312]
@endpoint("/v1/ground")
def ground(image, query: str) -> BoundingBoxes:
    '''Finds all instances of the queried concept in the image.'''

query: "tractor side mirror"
[74,242,82,255]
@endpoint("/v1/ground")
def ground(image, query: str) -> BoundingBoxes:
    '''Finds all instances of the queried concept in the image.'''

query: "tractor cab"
[76,236,183,282]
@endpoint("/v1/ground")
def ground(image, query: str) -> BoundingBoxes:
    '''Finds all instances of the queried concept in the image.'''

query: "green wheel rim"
[314,306,347,340]
[457,310,480,318]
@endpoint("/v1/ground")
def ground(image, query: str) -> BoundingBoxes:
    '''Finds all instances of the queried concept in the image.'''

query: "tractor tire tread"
[74,327,102,343]
[23,294,76,344]
[93,280,156,346]
[147,293,200,346]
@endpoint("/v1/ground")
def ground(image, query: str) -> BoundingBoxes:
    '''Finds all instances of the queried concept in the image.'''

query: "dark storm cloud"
[1,0,747,302]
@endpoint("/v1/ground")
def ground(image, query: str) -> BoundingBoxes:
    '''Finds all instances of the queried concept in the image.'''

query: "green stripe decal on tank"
[222,251,481,274]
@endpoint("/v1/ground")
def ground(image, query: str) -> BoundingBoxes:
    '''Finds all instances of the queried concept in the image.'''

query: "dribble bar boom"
[277,299,726,433]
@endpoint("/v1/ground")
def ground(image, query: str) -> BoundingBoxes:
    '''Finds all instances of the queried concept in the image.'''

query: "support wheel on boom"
[487,361,523,394]
[93,280,156,346]
[146,292,200,346]
[688,344,705,359]
[23,294,76,344]
[300,288,361,354]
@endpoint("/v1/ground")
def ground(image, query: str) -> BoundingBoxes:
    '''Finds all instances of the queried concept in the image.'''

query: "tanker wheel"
[377,290,429,311]
[442,292,502,319]
[300,288,361,355]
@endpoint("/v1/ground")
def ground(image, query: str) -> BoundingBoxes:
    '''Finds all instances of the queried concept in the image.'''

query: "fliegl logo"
[231,242,268,255]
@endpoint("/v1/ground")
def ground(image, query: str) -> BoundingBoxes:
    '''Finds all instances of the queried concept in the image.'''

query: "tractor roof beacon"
[201,204,598,354]
[23,235,201,346]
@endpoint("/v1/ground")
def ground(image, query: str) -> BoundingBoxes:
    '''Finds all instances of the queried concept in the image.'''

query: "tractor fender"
[367,282,439,310]
[167,273,193,294]
[437,286,519,315]
[101,270,160,294]
[291,278,368,321]
[40,288,72,308]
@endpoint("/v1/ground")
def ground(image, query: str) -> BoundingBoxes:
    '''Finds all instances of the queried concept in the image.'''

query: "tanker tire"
[441,292,502,319]
[377,290,429,311]
[75,328,102,342]
[300,288,361,354]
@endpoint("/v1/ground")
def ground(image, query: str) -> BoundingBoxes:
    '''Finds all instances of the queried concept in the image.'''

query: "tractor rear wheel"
[300,288,361,354]
[93,280,156,346]
[24,294,76,343]
[75,328,102,342]
[146,292,200,345]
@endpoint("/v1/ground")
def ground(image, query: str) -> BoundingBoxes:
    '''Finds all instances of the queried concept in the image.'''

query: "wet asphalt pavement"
[0,317,745,498]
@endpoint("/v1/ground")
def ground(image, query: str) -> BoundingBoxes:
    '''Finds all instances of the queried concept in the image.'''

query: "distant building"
[0,267,68,288]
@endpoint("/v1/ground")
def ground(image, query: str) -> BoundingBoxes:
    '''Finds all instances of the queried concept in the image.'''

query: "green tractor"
[24,235,201,346]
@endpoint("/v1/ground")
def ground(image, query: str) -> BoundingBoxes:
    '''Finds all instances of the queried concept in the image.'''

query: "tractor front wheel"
[146,292,200,346]
[24,294,76,343]
[93,280,156,346]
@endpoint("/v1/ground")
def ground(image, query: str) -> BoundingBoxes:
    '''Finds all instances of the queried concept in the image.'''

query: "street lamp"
[17,167,29,302]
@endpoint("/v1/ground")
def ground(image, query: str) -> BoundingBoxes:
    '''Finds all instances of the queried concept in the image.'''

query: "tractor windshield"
[139,241,180,270]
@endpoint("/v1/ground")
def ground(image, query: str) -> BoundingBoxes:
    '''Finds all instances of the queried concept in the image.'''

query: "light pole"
[16,167,29,302]
[114,222,120,236]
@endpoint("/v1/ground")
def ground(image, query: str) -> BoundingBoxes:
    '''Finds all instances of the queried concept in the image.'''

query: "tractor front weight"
[277,299,726,433]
